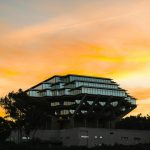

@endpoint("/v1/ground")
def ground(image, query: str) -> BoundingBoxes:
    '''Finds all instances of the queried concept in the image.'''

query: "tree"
[116,113,150,130]
[0,89,52,141]
[0,117,11,143]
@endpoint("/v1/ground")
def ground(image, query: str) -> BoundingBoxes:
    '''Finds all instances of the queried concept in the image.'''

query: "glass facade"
[27,75,135,103]
[51,102,60,107]
[63,101,75,106]
[60,110,69,115]
[75,81,118,89]
[27,75,126,97]
[125,97,136,105]
[46,76,61,84]
[34,85,43,90]
[42,83,51,89]
[81,87,126,97]
[59,89,70,96]
[28,90,40,97]
[68,75,112,83]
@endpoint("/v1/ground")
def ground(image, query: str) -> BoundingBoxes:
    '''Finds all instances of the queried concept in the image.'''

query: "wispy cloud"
[0,0,150,116]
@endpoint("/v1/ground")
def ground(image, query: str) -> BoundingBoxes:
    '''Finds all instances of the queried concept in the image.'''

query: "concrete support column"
[70,118,75,128]
[84,119,87,128]
[51,117,59,129]
[96,120,99,128]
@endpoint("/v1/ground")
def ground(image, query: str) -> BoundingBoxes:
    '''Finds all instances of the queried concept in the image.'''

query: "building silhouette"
[10,74,148,147]
[26,74,136,129]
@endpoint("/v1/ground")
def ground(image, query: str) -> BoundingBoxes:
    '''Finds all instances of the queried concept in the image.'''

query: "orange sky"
[0,0,150,117]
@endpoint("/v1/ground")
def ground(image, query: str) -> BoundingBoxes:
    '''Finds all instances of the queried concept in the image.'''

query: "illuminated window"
[75,100,81,104]
[81,135,89,139]
[81,110,87,114]
[94,136,98,139]
[121,107,126,111]
[99,102,106,106]
[70,110,75,114]
[111,101,118,107]
[87,101,93,105]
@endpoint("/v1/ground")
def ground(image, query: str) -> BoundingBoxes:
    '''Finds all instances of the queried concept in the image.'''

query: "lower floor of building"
[8,128,150,148]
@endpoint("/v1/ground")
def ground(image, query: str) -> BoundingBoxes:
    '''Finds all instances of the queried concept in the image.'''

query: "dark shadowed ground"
[0,142,150,150]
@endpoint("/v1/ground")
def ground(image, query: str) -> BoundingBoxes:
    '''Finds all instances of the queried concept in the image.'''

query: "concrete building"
[26,74,136,129]
[9,74,150,147]
[9,128,150,147]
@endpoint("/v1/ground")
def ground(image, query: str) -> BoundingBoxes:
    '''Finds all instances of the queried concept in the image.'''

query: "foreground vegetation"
[116,113,150,130]
[0,89,52,142]
[0,142,150,150]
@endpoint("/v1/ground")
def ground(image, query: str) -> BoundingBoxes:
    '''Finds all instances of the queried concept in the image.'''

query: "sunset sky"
[0,0,150,116]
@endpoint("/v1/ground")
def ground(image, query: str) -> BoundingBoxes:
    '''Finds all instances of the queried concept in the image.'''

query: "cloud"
[0,0,150,116]
[129,88,150,100]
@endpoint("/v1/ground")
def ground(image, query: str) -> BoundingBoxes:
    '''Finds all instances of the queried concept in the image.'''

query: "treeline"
[116,114,150,130]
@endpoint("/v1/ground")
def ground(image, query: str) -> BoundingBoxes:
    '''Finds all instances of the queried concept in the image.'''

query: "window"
[99,102,106,106]
[75,100,81,104]
[51,102,59,107]
[34,85,42,90]
[70,110,75,114]
[94,136,98,139]
[121,137,128,140]
[111,101,118,107]
[134,137,141,141]
[131,99,136,105]
[81,135,89,139]
[60,110,69,115]
[29,91,39,97]
[81,110,87,114]
[87,101,93,105]
[121,107,126,111]
[47,90,52,96]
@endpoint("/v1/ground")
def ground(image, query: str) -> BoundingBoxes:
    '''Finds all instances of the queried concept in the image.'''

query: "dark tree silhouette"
[0,89,52,141]
[116,113,150,130]
[0,117,11,143]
